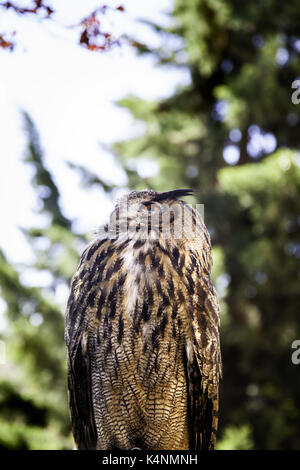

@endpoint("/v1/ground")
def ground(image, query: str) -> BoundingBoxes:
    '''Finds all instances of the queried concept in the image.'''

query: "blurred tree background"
[1,0,300,449]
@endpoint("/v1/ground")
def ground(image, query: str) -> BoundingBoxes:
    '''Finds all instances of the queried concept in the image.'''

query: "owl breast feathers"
[65,189,222,450]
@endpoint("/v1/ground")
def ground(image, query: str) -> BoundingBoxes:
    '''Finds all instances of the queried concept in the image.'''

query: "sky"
[0,0,190,266]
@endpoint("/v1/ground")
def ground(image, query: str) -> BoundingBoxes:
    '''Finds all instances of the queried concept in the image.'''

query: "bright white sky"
[0,0,190,267]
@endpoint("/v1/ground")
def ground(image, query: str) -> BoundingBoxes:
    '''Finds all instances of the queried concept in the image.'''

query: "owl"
[65,189,221,450]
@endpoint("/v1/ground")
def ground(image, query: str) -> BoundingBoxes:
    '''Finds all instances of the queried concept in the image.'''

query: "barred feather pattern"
[65,191,222,450]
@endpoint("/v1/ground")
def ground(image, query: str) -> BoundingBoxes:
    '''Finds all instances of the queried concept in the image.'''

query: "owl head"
[98,189,204,244]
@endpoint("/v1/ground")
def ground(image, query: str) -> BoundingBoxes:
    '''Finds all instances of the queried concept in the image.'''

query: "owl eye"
[139,202,157,213]
[145,203,153,211]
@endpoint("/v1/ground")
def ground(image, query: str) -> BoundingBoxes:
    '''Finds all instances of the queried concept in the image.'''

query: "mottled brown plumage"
[65,189,222,450]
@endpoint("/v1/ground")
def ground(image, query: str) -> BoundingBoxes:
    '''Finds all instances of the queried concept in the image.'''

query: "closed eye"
[145,203,153,211]
[139,202,158,213]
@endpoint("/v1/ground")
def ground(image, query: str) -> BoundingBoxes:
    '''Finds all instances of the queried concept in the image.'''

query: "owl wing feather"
[65,239,109,450]
[184,240,221,450]
[67,338,97,449]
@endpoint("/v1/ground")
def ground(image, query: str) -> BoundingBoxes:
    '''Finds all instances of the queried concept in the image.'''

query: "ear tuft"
[151,189,194,202]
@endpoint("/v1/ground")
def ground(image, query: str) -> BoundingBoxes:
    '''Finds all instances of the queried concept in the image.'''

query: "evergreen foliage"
[1,0,300,449]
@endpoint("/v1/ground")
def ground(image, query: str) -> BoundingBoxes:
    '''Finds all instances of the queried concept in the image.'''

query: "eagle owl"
[65,189,221,450]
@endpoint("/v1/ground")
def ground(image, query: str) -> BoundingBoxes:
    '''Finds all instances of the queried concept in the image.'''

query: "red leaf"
[0,33,15,50]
